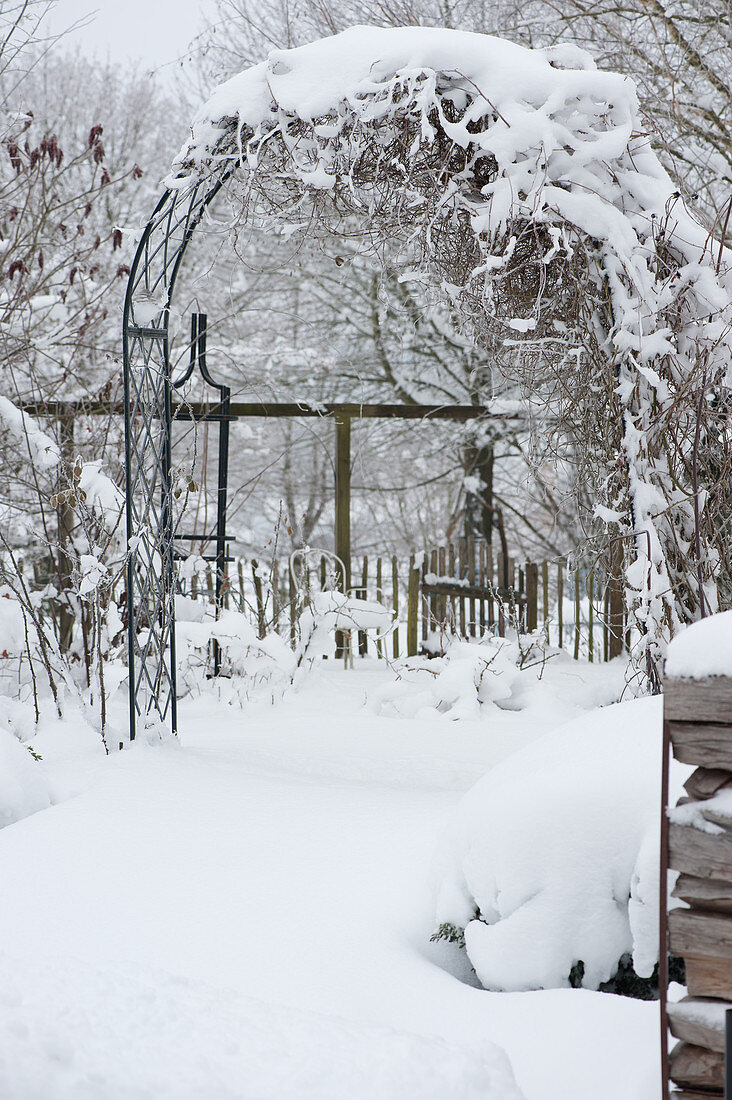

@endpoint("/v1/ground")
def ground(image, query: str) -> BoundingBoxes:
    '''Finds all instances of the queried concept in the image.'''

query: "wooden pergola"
[27,392,520,593]
[170,397,520,592]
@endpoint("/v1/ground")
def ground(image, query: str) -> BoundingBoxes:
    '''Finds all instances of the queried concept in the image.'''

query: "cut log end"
[669,1041,724,1090]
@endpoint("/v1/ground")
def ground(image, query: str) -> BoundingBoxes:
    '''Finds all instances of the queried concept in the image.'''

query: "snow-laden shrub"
[176,604,296,700]
[433,696,683,992]
[372,637,519,720]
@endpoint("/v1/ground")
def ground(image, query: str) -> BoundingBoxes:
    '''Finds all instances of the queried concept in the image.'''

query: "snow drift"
[0,722,51,830]
[434,695,687,991]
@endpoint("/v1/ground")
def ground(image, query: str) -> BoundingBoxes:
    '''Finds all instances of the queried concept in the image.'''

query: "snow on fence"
[177,538,626,663]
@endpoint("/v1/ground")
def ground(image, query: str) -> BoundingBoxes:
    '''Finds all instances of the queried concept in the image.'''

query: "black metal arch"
[122,171,231,740]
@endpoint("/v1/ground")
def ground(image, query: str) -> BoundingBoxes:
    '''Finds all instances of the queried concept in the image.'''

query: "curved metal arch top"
[122,170,231,740]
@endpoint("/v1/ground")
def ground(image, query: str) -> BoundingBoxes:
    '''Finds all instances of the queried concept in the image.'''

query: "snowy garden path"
[0,666,659,1099]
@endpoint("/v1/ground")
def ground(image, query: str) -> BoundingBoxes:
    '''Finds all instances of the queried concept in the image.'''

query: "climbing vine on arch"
[127,25,732,718]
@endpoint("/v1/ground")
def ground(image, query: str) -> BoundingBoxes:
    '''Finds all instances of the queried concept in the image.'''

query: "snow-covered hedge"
[434,696,685,992]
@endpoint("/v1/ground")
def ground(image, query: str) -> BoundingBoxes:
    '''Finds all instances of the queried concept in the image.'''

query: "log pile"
[666,674,732,1098]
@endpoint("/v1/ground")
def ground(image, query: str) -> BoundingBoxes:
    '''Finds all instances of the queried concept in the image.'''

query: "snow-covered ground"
[0,661,662,1099]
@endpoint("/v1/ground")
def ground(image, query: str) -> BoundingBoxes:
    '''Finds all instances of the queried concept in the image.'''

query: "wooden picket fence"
[178,537,627,663]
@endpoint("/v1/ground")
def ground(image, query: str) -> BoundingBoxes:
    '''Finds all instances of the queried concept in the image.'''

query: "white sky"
[46,0,215,73]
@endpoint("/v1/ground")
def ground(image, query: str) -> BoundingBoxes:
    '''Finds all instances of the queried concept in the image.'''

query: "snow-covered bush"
[176,603,296,701]
[433,696,685,993]
[372,637,519,720]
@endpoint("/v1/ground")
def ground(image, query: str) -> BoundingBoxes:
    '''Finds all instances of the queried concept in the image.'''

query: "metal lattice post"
[122,176,229,740]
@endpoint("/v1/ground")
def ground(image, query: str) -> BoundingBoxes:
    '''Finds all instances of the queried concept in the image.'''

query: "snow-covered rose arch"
[123,25,732,736]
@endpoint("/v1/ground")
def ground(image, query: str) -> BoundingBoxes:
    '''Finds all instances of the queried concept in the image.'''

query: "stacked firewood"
[666,674,732,1098]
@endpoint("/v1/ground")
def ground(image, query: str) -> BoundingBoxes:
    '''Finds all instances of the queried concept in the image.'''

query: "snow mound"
[0,950,524,1100]
[664,610,732,680]
[371,638,627,723]
[434,696,686,991]
[172,25,624,195]
[0,721,51,830]
[372,637,518,720]
[176,609,296,696]
[0,589,29,657]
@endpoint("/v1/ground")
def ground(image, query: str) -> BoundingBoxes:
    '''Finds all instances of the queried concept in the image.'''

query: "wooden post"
[407,554,419,656]
[429,548,439,632]
[55,412,75,654]
[608,541,625,659]
[392,555,400,659]
[496,550,505,637]
[458,539,467,638]
[334,416,351,660]
[271,559,279,630]
[467,535,476,638]
[437,545,447,629]
[573,567,581,661]
[376,556,383,659]
[251,560,266,639]
[557,562,564,650]
[237,559,245,612]
[421,553,428,644]
[334,415,351,593]
[289,560,297,649]
[587,569,594,663]
[542,560,549,644]
[358,556,368,657]
[525,562,539,633]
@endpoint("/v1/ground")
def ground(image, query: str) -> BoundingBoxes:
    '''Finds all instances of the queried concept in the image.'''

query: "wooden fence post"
[480,541,488,636]
[358,556,368,657]
[458,538,467,637]
[608,541,625,659]
[237,559,245,612]
[496,551,505,637]
[392,555,400,659]
[271,559,279,630]
[375,556,383,660]
[437,545,447,628]
[289,560,297,649]
[467,535,476,638]
[421,553,428,644]
[525,562,539,633]
[542,560,549,644]
[573,567,581,660]
[587,569,594,663]
[334,415,351,593]
[251,560,266,639]
[407,554,420,656]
